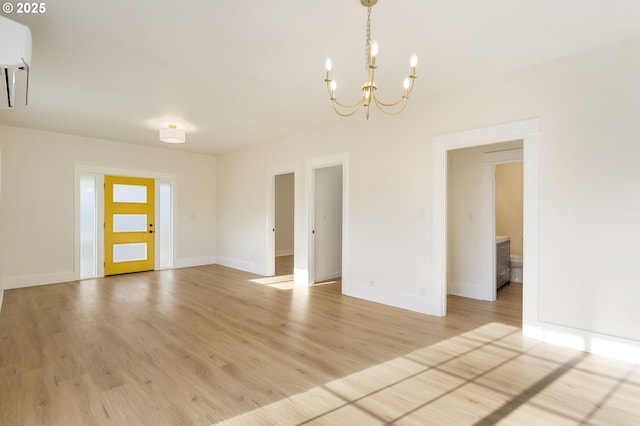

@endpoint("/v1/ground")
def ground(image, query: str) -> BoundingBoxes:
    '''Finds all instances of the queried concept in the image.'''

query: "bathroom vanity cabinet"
[496,237,511,289]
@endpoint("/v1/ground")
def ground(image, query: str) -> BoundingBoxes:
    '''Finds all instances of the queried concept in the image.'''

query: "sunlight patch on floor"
[215,322,640,425]
[249,275,337,290]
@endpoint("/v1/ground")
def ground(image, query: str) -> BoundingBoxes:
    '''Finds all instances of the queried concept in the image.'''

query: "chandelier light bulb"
[410,54,418,68]
[325,58,332,71]
[371,42,379,57]
[330,80,337,92]
[403,78,411,90]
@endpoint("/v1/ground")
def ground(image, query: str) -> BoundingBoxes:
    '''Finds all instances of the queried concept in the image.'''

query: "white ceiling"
[2,0,640,155]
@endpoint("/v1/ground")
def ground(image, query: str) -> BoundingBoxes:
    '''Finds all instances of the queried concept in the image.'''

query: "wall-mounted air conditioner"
[0,15,32,108]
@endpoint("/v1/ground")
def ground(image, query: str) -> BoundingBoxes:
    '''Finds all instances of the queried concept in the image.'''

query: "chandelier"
[324,0,417,119]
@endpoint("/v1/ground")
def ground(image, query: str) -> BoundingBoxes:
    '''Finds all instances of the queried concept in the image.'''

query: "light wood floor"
[0,264,638,425]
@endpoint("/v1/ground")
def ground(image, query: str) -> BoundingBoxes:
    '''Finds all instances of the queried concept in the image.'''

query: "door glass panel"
[113,184,147,203]
[80,174,97,278]
[113,214,147,233]
[113,243,147,263]
[159,182,172,268]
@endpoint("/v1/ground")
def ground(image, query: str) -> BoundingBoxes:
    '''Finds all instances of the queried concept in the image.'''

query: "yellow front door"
[104,176,155,275]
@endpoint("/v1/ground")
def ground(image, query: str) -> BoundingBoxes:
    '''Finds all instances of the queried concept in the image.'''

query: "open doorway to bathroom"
[446,140,524,321]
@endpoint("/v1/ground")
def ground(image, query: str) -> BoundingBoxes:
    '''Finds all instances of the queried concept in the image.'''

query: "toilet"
[510,255,523,283]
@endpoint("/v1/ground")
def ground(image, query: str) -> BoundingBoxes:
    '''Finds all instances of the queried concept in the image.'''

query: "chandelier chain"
[365,6,371,70]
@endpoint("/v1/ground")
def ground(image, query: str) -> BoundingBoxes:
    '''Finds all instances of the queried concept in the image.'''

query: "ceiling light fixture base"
[159,124,186,144]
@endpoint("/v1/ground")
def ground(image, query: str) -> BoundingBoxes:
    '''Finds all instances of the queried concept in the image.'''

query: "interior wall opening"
[446,141,524,320]
[274,173,295,277]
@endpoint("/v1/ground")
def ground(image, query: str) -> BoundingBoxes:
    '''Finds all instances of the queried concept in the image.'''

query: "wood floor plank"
[0,265,638,425]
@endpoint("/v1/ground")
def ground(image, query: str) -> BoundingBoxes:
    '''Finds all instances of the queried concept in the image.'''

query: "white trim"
[216,256,266,275]
[344,282,439,315]
[432,118,540,319]
[483,148,524,164]
[0,289,4,313]
[96,175,105,277]
[434,119,539,150]
[4,271,76,289]
[305,153,348,286]
[481,161,497,301]
[521,132,541,337]
[275,249,294,257]
[266,164,299,277]
[174,256,216,269]
[314,271,342,282]
[524,323,640,364]
[74,165,177,181]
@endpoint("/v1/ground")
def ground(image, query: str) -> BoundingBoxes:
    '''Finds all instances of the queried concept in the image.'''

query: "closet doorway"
[274,173,295,276]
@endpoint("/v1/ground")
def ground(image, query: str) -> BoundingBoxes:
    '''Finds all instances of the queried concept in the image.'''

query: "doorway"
[446,143,523,304]
[306,153,347,286]
[76,166,176,280]
[274,173,295,276]
[432,118,540,325]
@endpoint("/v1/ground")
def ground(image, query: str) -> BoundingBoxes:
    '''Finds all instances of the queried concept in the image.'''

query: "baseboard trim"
[448,281,492,301]
[315,271,341,282]
[524,322,640,364]
[216,256,267,276]
[174,256,217,269]
[3,271,76,290]
[343,282,440,316]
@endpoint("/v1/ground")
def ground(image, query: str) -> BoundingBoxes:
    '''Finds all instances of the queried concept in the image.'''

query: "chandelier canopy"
[324,0,417,119]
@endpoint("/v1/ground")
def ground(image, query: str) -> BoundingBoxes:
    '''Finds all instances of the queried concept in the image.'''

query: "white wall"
[275,173,294,256]
[314,165,342,281]
[216,35,640,354]
[496,162,523,256]
[0,125,217,288]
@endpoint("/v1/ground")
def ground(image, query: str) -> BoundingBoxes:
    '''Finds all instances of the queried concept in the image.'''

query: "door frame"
[74,165,177,279]
[305,153,348,285]
[431,118,540,327]
[266,164,299,277]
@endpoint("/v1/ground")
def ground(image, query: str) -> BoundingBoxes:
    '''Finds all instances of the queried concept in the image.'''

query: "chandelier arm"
[371,93,406,108]
[372,95,408,115]
[331,100,365,117]
[332,93,367,110]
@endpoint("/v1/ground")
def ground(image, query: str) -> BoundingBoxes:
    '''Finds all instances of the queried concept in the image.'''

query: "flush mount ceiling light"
[324,0,417,119]
[159,124,185,144]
